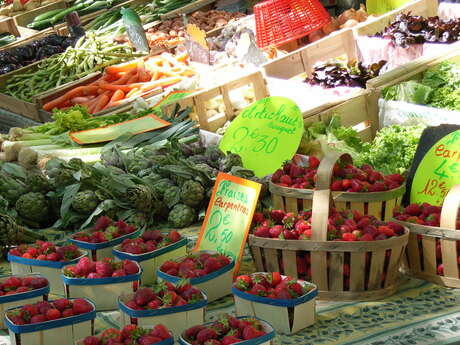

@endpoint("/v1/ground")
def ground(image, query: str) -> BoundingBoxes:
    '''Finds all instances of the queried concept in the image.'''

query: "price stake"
[194,173,261,274]
[219,96,303,178]
[411,129,460,205]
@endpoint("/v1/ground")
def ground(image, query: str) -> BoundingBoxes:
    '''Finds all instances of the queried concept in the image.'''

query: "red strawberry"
[269,225,283,238]
[121,324,137,339]
[282,212,296,229]
[62,309,74,318]
[242,326,265,340]
[287,282,303,297]
[95,216,112,230]
[252,212,265,224]
[168,231,181,243]
[100,328,122,343]
[222,335,243,344]
[378,226,395,237]
[331,180,343,191]
[184,325,206,339]
[150,324,171,339]
[83,336,101,345]
[271,272,281,286]
[405,204,421,216]
[196,327,218,343]
[253,225,270,238]
[134,288,155,306]
[204,257,222,273]
[280,175,292,186]
[53,299,70,312]
[249,283,267,296]
[309,156,320,169]
[270,210,285,223]
[271,169,284,183]
[46,308,61,320]
[30,314,46,324]
[95,260,113,277]
[72,298,93,314]
[235,275,252,291]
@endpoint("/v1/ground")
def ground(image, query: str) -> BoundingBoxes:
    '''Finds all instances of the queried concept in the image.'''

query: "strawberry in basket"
[0,276,48,296]
[72,217,137,244]
[8,241,82,262]
[393,202,460,229]
[272,156,404,192]
[119,230,181,254]
[63,257,140,278]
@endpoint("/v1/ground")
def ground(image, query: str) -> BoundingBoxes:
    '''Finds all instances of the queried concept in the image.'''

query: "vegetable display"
[252,208,406,241]
[272,156,404,192]
[375,13,460,47]
[4,33,142,102]
[305,59,387,89]
[382,61,460,111]
[42,52,196,114]
[0,34,74,75]
[78,325,172,345]
[27,0,123,30]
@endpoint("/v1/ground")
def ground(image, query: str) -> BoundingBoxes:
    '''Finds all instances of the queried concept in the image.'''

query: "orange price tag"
[194,172,261,275]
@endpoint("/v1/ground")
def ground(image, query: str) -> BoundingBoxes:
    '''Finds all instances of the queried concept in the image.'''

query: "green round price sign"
[219,96,303,177]
[411,130,460,205]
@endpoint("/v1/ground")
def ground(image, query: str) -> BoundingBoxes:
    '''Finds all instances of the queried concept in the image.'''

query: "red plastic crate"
[254,0,331,48]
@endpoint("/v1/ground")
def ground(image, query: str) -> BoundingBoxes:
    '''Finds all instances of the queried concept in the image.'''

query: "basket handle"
[440,184,460,230]
[311,152,353,241]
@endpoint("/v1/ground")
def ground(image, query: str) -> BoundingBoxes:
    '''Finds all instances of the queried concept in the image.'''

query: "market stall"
[0,0,459,344]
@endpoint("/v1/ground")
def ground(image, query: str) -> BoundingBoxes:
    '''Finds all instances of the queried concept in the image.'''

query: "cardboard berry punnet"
[394,184,460,288]
[157,250,235,302]
[0,274,49,329]
[232,272,318,334]
[5,298,96,345]
[113,230,187,285]
[69,217,142,261]
[7,242,87,296]
[118,281,208,338]
[61,257,141,311]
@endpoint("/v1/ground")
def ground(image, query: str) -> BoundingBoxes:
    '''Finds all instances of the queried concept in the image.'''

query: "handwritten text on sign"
[411,130,460,205]
[195,173,261,274]
[219,96,303,178]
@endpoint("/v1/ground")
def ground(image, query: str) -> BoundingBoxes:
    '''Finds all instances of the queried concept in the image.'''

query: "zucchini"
[49,3,86,24]
[0,34,16,47]
[77,0,109,15]
[33,8,64,22]
[27,18,53,30]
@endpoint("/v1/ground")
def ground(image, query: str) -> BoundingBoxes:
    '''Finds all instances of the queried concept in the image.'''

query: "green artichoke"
[0,195,8,214]
[205,146,225,167]
[26,170,51,193]
[188,155,210,165]
[168,204,196,228]
[163,185,181,208]
[219,152,243,172]
[180,180,205,207]
[126,185,153,212]
[71,190,99,214]
[151,179,175,198]
[15,192,49,223]
[230,166,255,179]
[0,213,19,249]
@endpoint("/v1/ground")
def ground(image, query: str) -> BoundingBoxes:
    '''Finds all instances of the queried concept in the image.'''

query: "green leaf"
[60,183,81,218]
[79,199,116,229]
[2,163,26,180]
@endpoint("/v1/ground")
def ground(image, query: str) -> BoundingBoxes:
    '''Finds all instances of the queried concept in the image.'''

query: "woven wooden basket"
[269,153,405,221]
[398,184,460,288]
[249,152,409,300]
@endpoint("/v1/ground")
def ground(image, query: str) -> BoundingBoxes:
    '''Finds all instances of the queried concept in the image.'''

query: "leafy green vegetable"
[382,80,432,104]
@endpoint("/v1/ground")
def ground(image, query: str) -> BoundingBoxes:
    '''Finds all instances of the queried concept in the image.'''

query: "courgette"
[77,0,110,15]
[49,3,86,24]
[33,8,64,22]
[27,18,53,30]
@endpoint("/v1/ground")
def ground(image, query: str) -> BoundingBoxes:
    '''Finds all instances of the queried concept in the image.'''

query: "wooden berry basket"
[269,152,406,221]
[118,290,207,337]
[396,184,460,288]
[249,152,409,300]
[232,273,317,334]
[112,236,187,285]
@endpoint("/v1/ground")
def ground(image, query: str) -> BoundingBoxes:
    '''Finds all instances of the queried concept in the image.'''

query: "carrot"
[161,53,181,68]
[99,84,133,92]
[105,60,140,75]
[127,73,139,84]
[125,88,139,98]
[175,51,189,63]
[139,76,182,92]
[109,89,125,103]
[43,86,98,111]
[70,96,94,105]
[92,93,111,114]
[151,69,160,80]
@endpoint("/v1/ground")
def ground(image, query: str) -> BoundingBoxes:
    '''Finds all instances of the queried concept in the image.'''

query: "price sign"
[411,130,460,205]
[366,0,412,15]
[219,96,303,178]
[194,173,261,274]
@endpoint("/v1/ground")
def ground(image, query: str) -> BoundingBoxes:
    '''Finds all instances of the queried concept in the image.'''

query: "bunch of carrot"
[43,52,196,114]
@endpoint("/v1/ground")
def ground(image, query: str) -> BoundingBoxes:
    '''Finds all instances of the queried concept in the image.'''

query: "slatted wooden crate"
[249,152,409,300]
[160,70,269,132]
[13,0,67,28]
[397,184,460,288]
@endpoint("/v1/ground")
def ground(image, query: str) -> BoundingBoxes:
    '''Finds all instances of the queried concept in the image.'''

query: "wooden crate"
[160,70,269,132]
[13,0,68,28]
[397,184,460,288]
[160,0,217,20]
[250,152,409,301]
[303,89,379,141]
[0,15,20,36]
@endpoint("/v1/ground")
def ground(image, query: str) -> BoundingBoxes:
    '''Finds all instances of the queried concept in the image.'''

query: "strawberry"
[282,212,296,229]
[405,204,421,216]
[222,335,242,344]
[95,216,112,230]
[134,288,155,306]
[331,180,343,191]
[271,169,284,183]
[269,225,283,238]
[168,230,181,243]
[203,340,221,345]
[287,281,304,297]
[249,283,267,296]
[123,260,139,275]
[83,336,101,345]
[196,328,218,343]
[72,298,93,314]
[184,325,206,339]
[242,325,265,340]
[280,175,292,186]
[270,209,285,223]
[270,272,281,286]
[100,328,122,343]
[309,156,320,169]
[150,324,170,339]
[235,275,252,291]
[204,257,223,273]
[30,314,46,324]
[46,308,61,320]
[252,212,265,224]
[53,299,70,312]
[95,260,113,277]
[253,225,270,238]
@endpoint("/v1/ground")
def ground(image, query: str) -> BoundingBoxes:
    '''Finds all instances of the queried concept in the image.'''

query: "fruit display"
[77,325,173,345]
[376,13,460,47]
[234,272,315,299]
[116,230,181,254]
[179,314,274,345]
[63,257,140,278]
[305,59,388,89]
[252,208,406,241]
[271,156,404,192]
[71,216,139,244]
[0,275,48,296]
[8,241,82,262]
[393,202,460,228]
[159,252,231,279]
[6,298,94,324]
[121,281,205,310]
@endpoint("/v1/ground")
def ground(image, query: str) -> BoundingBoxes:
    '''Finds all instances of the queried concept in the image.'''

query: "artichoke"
[205,146,225,166]
[219,152,243,172]
[126,185,154,212]
[163,185,181,208]
[168,204,196,228]
[188,155,210,165]
[71,190,99,214]
[0,213,19,249]
[230,166,255,179]
[26,170,51,193]
[0,195,9,214]
[15,192,49,223]
[193,163,218,178]
[180,180,205,207]
[151,178,175,198]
